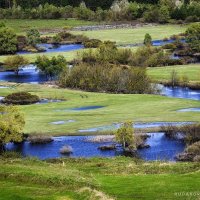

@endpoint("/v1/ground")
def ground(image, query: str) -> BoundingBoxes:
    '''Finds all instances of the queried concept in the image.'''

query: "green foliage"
[59,62,153,94]
[35,55,67,80]
[170,69,180,87]
[0,27,17,54]
[115,121,135,150]
[0,105,25,151]
[2,92,40,105]
[26,29,40,47]
[83,39,102,48]
[144,33,152,46]
[186,23,200,53]
[4,55,28,75]
[158,5,170,23]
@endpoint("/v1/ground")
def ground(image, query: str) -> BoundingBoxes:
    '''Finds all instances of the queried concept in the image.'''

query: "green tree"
[158,5,170,23]
[4,55,28,75]
[26,29,40,47]
[186,23,200,53]
[0,27,17,54]
[144,33,152,46]
[115,121,135,150]
[0,105,25,152]
[35,55,66,80]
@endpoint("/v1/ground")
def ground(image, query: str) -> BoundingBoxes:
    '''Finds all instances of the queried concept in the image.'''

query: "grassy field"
[0,83,199,135]
[72,25,187,45]
[0,50,81,63]
[1,19,96,34]
[0,156,200,200]
[148,64,200,83]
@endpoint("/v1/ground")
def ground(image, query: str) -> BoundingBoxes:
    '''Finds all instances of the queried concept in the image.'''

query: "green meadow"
[0,83,199,135]
[148,64,200,83]
[72,24,187,45]
[0,19,96,34]
[0,157,200,200]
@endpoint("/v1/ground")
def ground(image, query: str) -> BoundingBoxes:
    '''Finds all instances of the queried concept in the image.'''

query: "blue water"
[152,39,185,46]
[5,133,184,161]
[138,133,185,161]
[178,108,200,112]
[55,106,105,112]
[160,85,200,101]
[0,65,46,84]
[18,44,84,54]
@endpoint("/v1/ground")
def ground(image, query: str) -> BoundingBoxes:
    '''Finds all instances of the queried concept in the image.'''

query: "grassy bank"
[0,50,81,63]
[72,25,187,45]
[0,156,200,200]
[0,83,200,135]
[0,19,96,34]
[148,64,200,83]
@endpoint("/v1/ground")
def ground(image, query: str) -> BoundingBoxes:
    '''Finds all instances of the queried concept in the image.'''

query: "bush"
[0,27,17,54]
[186,141,200,155]
[2,92,40,105]
[28,135,54,144]
[59,63,154,94]
[60,145,73,154]
[83,39,102,48]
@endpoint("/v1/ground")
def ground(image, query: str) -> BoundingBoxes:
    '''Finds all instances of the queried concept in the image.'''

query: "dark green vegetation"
[0,106,25,151]
[2,92,40,105]
[36,55,67,80]
[0,156,200,200]
[0,0,200,23]
[186,23,200,53]
[4,55,28,75]
[0,25,17,54]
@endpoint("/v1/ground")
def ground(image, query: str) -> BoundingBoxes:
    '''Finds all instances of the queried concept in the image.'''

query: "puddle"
[177,108,200,112]
[50,120,76,125]
[56,106,105,112]
[78,122,194,133]
[36,99,63,104]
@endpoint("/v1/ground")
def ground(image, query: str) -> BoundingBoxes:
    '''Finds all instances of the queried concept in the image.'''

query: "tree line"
[0,0,160,10]
[0,0,199,22]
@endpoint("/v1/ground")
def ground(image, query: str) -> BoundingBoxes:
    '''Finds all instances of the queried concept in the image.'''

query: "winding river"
[0,42,199,161]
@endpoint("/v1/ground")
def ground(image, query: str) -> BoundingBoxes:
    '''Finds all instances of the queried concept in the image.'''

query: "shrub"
[144,33,152,46]
[2,92,40,105]
[115,121,135,150]
[0,26,17,54]
[59,63,154,94]
[60,145,73,154]
[83,39,102,48]
[28,135,54,144]
[186,23,200,53]
[4,55,28,75]
[186,141,200,155]
[35,55,67,80]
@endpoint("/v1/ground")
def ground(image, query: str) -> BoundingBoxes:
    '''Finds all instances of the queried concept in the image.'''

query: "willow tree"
[115,121,135,150]
[0,106,25,152]
[4,55,28,75]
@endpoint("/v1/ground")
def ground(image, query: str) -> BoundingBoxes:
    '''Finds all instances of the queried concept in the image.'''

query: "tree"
[158,5,170,23]
[115,121,135,150]
[0,105,25,152]
[144,33,152,46]
[0,27,17,54]
[4,55,28,75]
[26,29,40,47]
[186,23,200,53]
[35,55,67,80]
